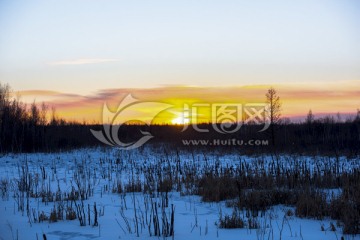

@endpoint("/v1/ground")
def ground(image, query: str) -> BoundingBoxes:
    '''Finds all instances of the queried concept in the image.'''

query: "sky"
[0,0,359,123]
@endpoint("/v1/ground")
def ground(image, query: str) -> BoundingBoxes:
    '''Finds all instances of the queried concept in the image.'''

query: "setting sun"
[171,116,190,125]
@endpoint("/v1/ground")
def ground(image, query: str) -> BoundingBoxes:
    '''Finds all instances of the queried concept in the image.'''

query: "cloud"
[48,58,119,66]
[14,90,60,96]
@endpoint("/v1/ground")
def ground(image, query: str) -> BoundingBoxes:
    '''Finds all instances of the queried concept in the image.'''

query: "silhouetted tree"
[265,87,281,146]
[355,109,360,123]
[306,110,314,124]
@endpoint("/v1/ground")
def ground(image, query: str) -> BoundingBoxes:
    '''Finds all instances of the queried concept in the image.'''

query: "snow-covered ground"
[0,147,359,240]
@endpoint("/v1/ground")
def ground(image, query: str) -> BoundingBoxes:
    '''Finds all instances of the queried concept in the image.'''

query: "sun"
[171,116,190,125]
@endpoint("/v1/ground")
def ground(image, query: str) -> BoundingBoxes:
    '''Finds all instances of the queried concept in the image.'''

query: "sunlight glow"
[171,116,190,125]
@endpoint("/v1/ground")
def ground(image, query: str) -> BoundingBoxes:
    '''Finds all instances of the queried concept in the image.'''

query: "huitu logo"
[90,94,171,150]
[91,95,270,149]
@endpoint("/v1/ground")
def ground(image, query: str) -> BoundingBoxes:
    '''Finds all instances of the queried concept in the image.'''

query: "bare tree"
[355,109,360,122]
[50,106,58,126]
[40,103,48,126]
[265,87,281,146]
[306,109,314,125]
[0,83,11,152]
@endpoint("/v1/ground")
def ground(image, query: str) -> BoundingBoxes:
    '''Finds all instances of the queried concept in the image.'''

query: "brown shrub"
[66,207,77,220]
[218,209,245,229]
[295,191,328,220]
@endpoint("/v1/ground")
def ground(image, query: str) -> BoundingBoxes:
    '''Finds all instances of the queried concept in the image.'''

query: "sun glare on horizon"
[171,116,190,125]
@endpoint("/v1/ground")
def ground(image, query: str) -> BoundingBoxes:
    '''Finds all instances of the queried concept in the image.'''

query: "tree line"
[0,82,359,155]
[0,83,95,152]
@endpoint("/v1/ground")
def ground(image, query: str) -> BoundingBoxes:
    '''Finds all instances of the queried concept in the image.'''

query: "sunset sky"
[0,0,359,123]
